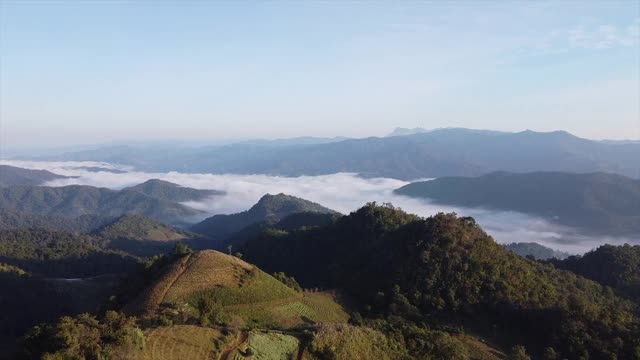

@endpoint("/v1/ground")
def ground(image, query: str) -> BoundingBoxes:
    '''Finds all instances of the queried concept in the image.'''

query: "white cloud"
[2,160,637,254]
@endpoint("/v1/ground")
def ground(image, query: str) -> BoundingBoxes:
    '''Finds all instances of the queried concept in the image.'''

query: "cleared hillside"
[126,250,348,329]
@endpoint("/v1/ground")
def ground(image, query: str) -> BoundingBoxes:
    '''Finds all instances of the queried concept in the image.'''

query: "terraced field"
[229,291,349,328]
[124,325,232,360]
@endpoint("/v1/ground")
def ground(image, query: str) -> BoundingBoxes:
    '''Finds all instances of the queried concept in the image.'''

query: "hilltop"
[190,193,339,243]
[0,180,213,225]
[122,179,223,202]
[395,171,640,235]
[0,165,68,187]
[125,250,348,328]
[94,214,190,242]
[93,214,198,257]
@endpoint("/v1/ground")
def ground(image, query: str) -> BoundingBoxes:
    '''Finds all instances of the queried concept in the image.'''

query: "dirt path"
[220,331,249,360]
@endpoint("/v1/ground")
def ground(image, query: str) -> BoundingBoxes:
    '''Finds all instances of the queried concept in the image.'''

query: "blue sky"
[1,1,639,148]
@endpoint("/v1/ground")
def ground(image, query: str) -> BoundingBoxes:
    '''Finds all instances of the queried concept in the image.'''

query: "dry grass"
[163,251,252,303]
[124,255,192,315]
[306,323,401,360]
[123,325,232,360]
[227,292,349,329]
[126,251,256,315]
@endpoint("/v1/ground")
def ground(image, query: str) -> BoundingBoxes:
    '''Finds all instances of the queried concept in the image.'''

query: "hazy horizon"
[2,1,639,148]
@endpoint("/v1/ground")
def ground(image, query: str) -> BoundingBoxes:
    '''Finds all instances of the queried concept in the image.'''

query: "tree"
[173,242,192,257]
[196,297,224,326]
[509,345,531,360]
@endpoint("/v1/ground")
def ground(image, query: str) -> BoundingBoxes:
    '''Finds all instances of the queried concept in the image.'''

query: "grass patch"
[189,269,298,307]
[306,324,402,360]
[246,331,300,360]
[226,292,349,329]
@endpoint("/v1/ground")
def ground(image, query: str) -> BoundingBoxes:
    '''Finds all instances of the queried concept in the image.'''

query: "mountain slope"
[94,214,189,242]
[190,193,339,242]
[0,210,112,232]
[125,250,348,328]
[32,129,640,180]
[0,165,68,187]
[0,181,210,224]
[122,179,222,202]
[553,244,640,302]
[241,204,640,359]
[395,171,640,235]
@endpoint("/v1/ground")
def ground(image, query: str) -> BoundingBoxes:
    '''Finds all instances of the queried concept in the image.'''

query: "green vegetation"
[0,181,208,224]
[272,272,302,292]
[0,210,112,232]
[0,165,67,187]
[121,179,221,202]
[0,228,140,277]
[395,171,640,235]
[22,311,144,360]
[307,324,403,360]
[190,193,339,245]
[553,244,640,302]
[246,331,299,360]
[242,203,640,359]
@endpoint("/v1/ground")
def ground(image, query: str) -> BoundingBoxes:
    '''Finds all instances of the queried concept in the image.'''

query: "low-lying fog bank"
[3,160,637,254]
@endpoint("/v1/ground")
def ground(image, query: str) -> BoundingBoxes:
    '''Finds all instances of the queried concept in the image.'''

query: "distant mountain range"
[0,179,219,225]
[190,193,339,245]
[0,165,69,187]
[22,128,640,180]
[395,171,640,235]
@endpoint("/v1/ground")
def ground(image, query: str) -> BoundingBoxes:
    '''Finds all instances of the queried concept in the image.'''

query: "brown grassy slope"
[120,325,232,360]
[125,250,276,315]
[163,251,252,303]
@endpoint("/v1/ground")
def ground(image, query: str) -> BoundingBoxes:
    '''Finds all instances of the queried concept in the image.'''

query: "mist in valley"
[3,159,635,255]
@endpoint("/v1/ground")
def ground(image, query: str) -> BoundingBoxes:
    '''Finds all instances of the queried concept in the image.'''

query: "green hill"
[93,214,198,257]
[553,244,640,302]
[0,210,112,232]
[122,179,223,202]
[0,182,208,225]
[0,165,68,187]
[241,204,640,359]
[395,171,640,235]
[0,228,140,278]
[125,250,348,328]
[95,214,189,242]
[190,193,339,244]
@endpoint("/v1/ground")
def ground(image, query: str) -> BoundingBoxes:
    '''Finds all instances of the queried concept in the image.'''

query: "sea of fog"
[3,160,637,255]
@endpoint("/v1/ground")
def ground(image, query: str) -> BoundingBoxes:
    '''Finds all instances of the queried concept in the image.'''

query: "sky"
[1,1,639,148]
